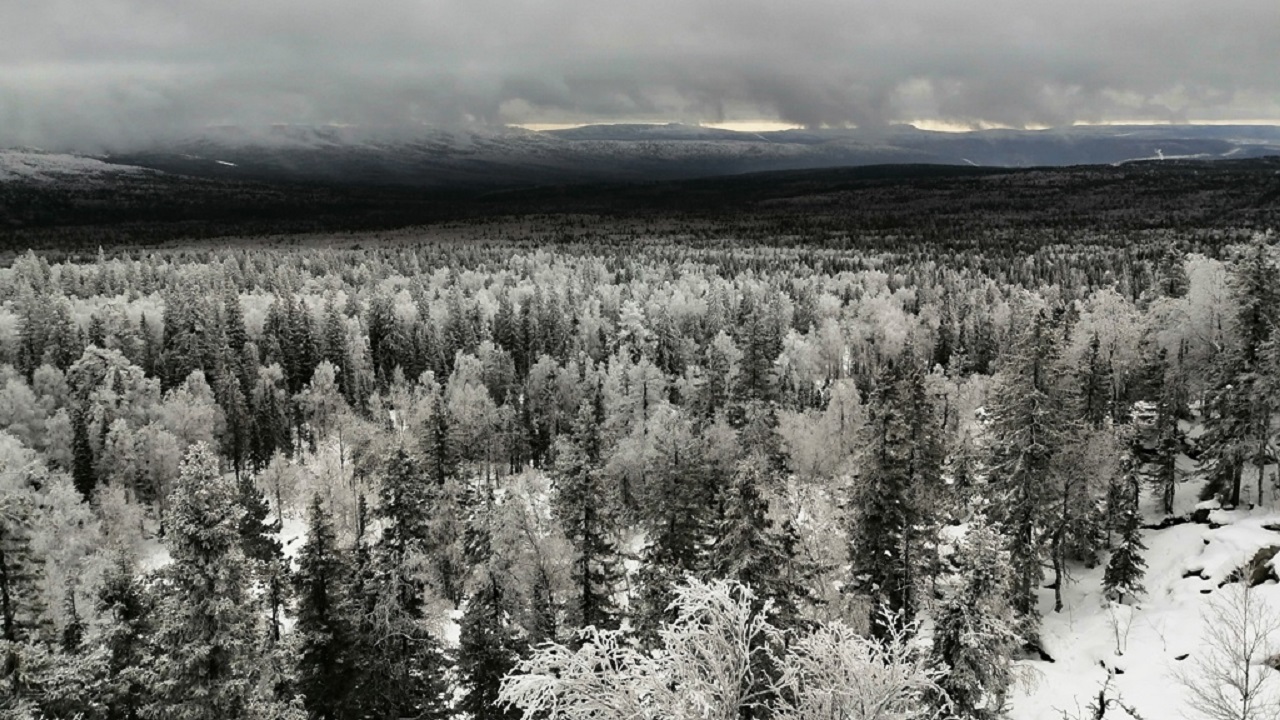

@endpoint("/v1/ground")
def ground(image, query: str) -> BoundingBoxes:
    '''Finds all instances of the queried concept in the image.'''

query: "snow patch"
[1009,505,1280,719]
[0,150,148,183]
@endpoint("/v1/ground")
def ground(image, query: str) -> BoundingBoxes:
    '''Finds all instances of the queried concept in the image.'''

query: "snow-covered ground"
[0,150,148,182]
[1010,481,1280,719]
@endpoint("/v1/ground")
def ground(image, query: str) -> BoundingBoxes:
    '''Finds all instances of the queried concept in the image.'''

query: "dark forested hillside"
[3,156,1279,261]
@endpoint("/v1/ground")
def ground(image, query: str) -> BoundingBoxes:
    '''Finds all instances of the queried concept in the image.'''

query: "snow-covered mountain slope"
[0,150,151,183]
[1009,470,1280,719]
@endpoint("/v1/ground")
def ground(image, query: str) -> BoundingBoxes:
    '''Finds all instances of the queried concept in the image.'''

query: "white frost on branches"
[499,577,944,720]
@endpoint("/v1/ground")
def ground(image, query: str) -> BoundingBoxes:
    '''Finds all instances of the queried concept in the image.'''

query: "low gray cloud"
[1,0,1277,150]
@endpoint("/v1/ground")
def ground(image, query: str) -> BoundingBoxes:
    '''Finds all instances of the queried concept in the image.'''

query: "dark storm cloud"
[2,0,1277,149]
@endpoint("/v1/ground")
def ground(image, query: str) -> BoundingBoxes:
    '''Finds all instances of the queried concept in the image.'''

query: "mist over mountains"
[96,123,1280,189]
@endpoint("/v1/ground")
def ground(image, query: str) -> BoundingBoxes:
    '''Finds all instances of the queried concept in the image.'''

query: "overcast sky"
[2,0,1278,150]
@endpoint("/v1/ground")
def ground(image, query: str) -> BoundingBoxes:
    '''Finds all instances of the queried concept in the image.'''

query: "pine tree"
[458,573,527,720]
[734,291,781,403]
[849,358,945,640]
[59,587,84,653]
[708,453,809,631]
[931,519,1021,720]
[320,300,350,399]
[492,292,523,377]
[1103,437,1147,603]
[421,388,460,488]
[146,443,283,719]
[250,367,292,471]
[1079,332,1113,430]
[94,550,155,720]
[15,287,51,378]
[349,446,451,720]
[1,491,48,701]
[1200,236,1280,507]
[551,389,623,633]
[1135,341,1182,515]
[985,308,1071,634]
[72,409,97,500]
[237,474,288,644]
[633,426,715,640]
[293,496,356,720]
[366,293,399,391]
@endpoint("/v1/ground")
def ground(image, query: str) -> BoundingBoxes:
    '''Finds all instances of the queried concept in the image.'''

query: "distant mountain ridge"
[89,123,1280,189]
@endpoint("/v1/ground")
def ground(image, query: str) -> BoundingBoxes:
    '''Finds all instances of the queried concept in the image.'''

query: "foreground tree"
[849,358,945,640]
[985,308,1073,633]
[1175,579,1280,720]
[551,389,623,633]
[499,578,942,720]
[349,446,451,720]
[1102,437,1147,604]
[931,520,1021,720]
[293,496,356,720]
[457,572,526,720]
[147,443,300,720]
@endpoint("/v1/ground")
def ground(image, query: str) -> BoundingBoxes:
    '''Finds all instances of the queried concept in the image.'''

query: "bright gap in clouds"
[515,121,805,133]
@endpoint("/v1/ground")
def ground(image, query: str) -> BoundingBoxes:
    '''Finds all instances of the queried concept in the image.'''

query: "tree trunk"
[1231,461,1243,507]
[1051,531,1064,613]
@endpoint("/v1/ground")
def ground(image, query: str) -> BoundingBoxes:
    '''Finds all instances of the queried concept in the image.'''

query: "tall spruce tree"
[71,409,97,500]
[237,474,288,644]
[849,357,945,640]
[1103,436,1147,603]
[931,519,1021,720]
[551,387,623,633]
[1200,236,1280,507]
[93,550,155,720]
[293,496,355,720]
[147,443,288,719]
[1,491,48,703]
[986,308,1072,635]
[351,446,450,720]
[1078,332,1113,430]
[457,571,526,720]
[708,452,810,631]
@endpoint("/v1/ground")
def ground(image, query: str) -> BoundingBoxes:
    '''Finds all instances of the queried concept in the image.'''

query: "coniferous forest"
[2,162,1280,719]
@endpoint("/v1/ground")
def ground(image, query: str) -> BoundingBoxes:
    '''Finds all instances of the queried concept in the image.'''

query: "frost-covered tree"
[931,519,1021,720]
[1103,436,1147,603]
[351,445,451,720]
[773,618,943,720]
[147,443,297,720]
[457,572,526,720]
[293,496,356,720]
[849,358,945,640]
[551,388,622,633]
[500,578,942,720]
[985,307,1073,632]
[1176,580,1280,720]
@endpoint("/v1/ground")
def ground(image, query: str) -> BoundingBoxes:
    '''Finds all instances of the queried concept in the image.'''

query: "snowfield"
[0,150,149,183]
[1010,493,1280,719]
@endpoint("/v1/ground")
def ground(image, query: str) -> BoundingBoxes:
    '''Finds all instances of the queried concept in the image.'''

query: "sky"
[2,0,1278,151]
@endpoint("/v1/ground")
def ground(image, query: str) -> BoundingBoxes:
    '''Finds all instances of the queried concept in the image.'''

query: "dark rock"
[1246,547,1280,587]
[1021,642,1055,663]
[1145,514,1194,530]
